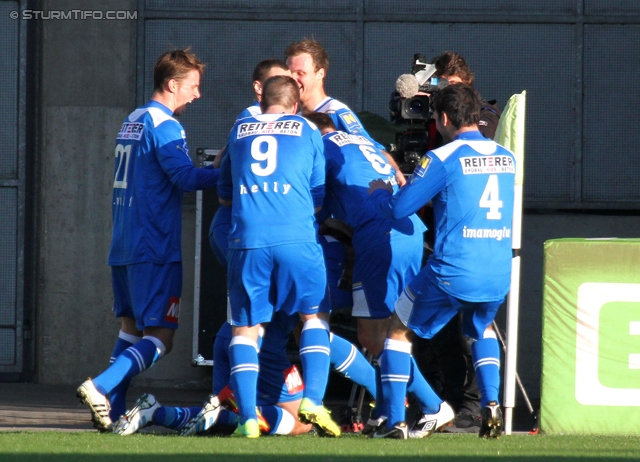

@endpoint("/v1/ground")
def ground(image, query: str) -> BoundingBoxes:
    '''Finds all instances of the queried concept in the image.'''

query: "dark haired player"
[369,84,515,439]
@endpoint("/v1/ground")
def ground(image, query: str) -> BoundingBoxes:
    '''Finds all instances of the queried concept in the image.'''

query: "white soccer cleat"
[76,378,112,432]
[112,393,161,435]
[409,401,455,438]
[180,394,222,436]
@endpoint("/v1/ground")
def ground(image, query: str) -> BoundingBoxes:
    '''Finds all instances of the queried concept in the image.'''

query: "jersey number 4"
[479,174,503,220]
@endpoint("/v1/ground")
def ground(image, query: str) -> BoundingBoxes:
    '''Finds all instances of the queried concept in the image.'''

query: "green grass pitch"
[1,432,639,461]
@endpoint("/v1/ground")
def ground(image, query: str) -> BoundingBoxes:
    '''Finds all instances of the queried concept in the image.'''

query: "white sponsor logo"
[460,155,514,175]
[575,282,640,406]
[239,182,292,195]
[328,132,373,147]
[117,122,144,140]
[237,120,303,139]
[462,226,511,241]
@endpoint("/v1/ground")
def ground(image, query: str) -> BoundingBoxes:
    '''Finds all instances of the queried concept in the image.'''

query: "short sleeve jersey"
[371,130,516,301]
[108,100,218,266]
[322,131,425,253]
[314,97,386,152]
[218,113,325,249]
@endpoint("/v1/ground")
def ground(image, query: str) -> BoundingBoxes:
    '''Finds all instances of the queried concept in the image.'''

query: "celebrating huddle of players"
[77,39,515,441]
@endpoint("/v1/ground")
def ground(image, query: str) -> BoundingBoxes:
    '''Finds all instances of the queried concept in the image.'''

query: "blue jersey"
[371,131,515,301]
[236,102,261,121]
[314,97,386,152]
[322,131,425,253]
[218,113,325,249]
[109,100,218,266]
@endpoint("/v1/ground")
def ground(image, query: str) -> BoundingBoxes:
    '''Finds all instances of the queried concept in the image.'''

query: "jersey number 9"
[251,135,278,177]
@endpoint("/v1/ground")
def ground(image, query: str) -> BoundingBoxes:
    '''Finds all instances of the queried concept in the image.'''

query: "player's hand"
[368,179,393,195]
[396,171,407,187]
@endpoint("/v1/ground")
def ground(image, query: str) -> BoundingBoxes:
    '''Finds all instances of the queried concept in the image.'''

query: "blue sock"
[218,409,240,426]
[380,338,412,427]
[370,355,386,420]
[471,334,501,406]
[228,336,259,424]
[299,319,331,405]
[152,405,202,430]
[93,337,162,396]
[108,331,141,421]
[258,405,282,435]
[407,356,442,414]
[330,333,376,399]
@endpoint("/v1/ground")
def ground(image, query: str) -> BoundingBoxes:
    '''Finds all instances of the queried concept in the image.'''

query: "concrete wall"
[36,0,209,389]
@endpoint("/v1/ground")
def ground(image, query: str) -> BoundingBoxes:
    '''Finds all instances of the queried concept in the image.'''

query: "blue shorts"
[209,205,232,267]
[257,362,304,405]
[111,262,182,331]
[227,242,327,326]
[395,267,503,339]
[318,234,353,312]
[352,234,422,319]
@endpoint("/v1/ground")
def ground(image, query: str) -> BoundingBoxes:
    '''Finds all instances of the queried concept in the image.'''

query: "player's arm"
[382,150,407,187]
[217,142,233,207]
[155,121,219,191]
[368,153,446,220]
[309,128,326,212]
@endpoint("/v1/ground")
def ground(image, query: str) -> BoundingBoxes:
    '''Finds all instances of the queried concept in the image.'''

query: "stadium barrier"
[541,238,640,434]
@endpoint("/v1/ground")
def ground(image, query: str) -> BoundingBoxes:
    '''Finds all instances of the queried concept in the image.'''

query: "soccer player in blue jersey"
[368,84,515,439]
[307,112,455,435]
[306,112,424,358]
[285,38,406,187]
[212,59,376,419]
[217,75,340,438]
[76,49,220,432]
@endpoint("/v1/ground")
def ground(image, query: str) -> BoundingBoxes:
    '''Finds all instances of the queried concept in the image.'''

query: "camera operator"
[414,51,502,434]
[432,51,501,140]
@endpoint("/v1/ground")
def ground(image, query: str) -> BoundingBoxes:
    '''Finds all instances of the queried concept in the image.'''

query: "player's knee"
[387,312,411,340]
[120,317,141,336]
[273,409,310,435]
[482,327,497,340]
[357,329,380,356]
[142,335,168,363]
[301,317,329,332]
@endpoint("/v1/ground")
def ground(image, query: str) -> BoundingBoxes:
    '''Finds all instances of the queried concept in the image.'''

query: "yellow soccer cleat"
[298,397,341,437]
[231,418,260,438]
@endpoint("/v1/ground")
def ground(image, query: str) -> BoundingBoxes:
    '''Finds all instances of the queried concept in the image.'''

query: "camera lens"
[409,98,424,114]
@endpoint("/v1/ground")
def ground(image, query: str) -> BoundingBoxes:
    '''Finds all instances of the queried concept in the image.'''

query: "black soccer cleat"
[372,421,408,439]
[479,401,504,439]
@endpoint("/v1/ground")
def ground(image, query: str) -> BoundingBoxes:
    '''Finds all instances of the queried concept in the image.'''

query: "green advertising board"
[541,238,640,434]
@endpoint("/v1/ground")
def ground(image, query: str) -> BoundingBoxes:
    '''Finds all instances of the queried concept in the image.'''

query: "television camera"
[388,54,448,174]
